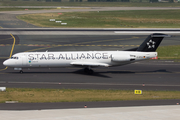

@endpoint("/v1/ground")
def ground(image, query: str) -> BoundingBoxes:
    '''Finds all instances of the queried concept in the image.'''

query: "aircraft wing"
[70,62,110,67]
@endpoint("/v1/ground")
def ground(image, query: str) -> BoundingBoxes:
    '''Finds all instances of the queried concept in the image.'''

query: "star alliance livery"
[3,33,170,74]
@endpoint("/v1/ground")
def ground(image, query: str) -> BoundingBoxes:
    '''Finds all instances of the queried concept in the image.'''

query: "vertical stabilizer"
[137,33,170,52]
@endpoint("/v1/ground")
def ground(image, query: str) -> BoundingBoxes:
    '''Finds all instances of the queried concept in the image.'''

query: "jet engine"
[111,54,134,62]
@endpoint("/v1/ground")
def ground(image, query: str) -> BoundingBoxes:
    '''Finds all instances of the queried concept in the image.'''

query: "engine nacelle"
[111,54,131,62]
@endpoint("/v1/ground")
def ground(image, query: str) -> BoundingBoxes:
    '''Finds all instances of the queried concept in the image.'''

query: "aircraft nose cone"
[3,60,9,66]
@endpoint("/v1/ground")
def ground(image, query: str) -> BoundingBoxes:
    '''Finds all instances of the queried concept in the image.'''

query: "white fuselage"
[3,51,157,68]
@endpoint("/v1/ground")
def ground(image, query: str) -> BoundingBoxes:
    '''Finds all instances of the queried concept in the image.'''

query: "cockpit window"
[10,57,18,59]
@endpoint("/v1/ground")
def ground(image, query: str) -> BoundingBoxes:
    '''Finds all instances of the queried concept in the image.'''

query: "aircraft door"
[22,54,27,66]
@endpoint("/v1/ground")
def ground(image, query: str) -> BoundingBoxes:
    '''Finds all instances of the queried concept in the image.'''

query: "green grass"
[0,88,180,103]
[16,10,180,28]
[157,45,180,59]
[1,1,180,7]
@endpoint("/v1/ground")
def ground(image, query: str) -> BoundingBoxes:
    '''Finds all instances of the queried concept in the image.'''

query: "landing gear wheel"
[88,69,94,75]
[84,68,89,73]
[20,70,23,74]
[84,68,94,75]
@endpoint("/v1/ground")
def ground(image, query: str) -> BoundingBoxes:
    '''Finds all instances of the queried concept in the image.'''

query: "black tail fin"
[137,33,170,52]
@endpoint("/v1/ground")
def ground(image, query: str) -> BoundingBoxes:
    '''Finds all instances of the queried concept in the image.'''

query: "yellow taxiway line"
[0,34,16,71]
[9,33,16,58]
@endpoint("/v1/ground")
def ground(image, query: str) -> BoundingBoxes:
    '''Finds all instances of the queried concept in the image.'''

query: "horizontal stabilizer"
[151,34,171,38]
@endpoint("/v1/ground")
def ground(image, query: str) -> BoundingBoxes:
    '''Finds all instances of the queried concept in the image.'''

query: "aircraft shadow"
[73,69,111,78]
[7,69,171,79]
[8,70,111,78]
[106,69,171,74]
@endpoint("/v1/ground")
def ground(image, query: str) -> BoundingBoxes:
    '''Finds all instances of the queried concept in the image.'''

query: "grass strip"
[157,45,180,60]
[16,10,180,28]
[0,88,180,103]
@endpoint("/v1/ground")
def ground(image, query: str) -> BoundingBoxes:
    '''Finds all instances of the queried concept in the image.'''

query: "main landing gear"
[19,70,23,74]
[84,67,94,75]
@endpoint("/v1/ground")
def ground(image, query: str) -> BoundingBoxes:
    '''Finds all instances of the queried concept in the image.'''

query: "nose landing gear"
[14,68,23,73]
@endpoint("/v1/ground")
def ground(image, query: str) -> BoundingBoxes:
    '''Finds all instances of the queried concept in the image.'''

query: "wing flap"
[70,62,109,67]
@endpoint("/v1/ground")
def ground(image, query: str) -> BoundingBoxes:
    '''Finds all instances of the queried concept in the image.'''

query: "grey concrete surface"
[0,34,179,55]
[0,100,180,110]
[1,105,180,120]
[1,28,180,35]
[1,28,180,30]
[1,59,180,90]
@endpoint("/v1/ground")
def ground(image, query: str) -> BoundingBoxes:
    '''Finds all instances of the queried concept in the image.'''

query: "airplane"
[3,33,170,74]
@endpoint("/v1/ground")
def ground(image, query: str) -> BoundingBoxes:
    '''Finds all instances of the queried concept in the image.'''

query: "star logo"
[147,40,156,49]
